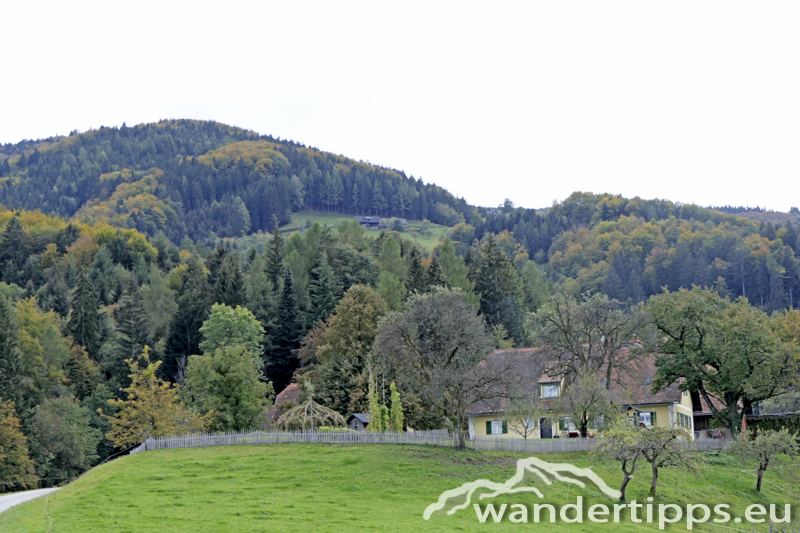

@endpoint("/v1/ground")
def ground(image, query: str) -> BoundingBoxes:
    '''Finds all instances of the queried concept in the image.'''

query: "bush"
[317,426,358,433]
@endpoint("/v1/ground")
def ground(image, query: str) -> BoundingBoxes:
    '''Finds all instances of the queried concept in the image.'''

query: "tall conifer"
[67,270,101,359]
[265,224,285,289]
[308,251,339,325]
[0,297,22,405]
[269,266,301,392]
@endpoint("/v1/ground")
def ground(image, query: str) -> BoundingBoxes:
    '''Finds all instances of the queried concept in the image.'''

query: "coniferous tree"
[464,246,479,283]
[426,256,449,290]
[269,266,301,392]
[308,251,339,326]
[265,224,285,289]
[0,296,22,406]
[113,280,148,383]
[0,215,30,285]
[88,246,117,305]
[405,247,426,294]
[36,267,71,317]
[213,256,246,308]
[67,271,101,359]
[474,235,523,327]
[165,256,210,379]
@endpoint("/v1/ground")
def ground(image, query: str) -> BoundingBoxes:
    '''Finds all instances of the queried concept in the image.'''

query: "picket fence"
[129,429,453,453]
[469,436,732,454]
[470,436,597,453]
[129,429,732,455]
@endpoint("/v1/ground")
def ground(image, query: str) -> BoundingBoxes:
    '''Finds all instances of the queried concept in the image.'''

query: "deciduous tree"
[184,345,273,431]
[104,347,209,448]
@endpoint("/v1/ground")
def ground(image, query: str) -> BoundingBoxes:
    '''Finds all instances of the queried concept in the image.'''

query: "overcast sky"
[2,1,798,211]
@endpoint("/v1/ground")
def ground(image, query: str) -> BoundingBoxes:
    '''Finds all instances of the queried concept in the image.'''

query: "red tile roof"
[467,346,685,416]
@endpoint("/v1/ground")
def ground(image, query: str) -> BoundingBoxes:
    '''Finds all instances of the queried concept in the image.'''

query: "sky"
[2,1,799,212]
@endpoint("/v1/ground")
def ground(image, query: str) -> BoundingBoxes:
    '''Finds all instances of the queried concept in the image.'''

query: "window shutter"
[502,420,508,434]
[486,421,492,435]
[651,411,657,426]
[558,418,565,431]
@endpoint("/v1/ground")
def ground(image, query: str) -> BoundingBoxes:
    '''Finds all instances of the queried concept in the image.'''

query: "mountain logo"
[423,456,620,520]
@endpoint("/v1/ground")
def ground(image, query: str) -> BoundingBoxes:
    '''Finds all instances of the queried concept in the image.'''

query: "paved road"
[0,488,59,515]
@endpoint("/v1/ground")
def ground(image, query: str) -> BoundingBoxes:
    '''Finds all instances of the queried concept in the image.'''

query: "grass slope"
[280,210,450,251]
[2,445,798,532]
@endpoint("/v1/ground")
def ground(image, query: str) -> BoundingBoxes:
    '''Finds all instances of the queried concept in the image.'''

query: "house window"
[677,412,692,429]
[541,384,560,399]
[486,420,508,435]
[638,411,657,427]
[524,417,535,429]
[558,417,577,432]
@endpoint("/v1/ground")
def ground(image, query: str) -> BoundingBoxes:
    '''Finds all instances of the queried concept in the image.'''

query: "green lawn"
[2,445,798,532]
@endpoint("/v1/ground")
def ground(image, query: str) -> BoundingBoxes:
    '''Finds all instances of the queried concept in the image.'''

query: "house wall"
[471,401,695,440]
[634,402,694,435]
[470,414,566,439]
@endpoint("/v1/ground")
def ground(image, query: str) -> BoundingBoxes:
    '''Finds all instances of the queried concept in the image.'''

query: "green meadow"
[2,444,798,532]
[279,210,450,250]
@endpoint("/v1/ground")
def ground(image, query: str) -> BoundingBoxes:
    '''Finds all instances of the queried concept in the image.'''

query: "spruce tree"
[114,280,148,380]
[474,235,523,326]
[67,270,101,359]
[405,247,426,294]
[0,296,22,406]
[426,256,449,290]
[213,256,245,308]
[165,256,210,379]
[464,246,479,283]
[265,224,285,289]
[308,251,339,325]
[0,215,30,285]
[269,266,301,392]
[88,246,117,305]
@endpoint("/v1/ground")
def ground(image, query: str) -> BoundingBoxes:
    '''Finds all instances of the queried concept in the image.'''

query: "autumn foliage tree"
[103,347,209,448]
[0,399,38,492]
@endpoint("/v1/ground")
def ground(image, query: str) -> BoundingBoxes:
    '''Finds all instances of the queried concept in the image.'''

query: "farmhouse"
[354,215,383,229]
[353,215,408,231]
[468,348,696,440]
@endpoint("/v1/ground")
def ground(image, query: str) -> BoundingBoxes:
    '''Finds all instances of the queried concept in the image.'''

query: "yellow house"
[468,349,695,440]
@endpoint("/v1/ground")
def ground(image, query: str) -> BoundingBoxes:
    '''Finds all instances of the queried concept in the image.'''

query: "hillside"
[0,120,475,244]
[2,444,797,532]
[2,121,799,315]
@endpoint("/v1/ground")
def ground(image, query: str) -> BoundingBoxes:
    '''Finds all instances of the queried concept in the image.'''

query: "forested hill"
[0,120,475,243]
[1,120,799,314]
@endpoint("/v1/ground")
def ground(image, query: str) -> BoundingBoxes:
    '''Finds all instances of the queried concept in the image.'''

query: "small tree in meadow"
[592,422,645,502]
[639,426,705,496]
[730,428,799,492]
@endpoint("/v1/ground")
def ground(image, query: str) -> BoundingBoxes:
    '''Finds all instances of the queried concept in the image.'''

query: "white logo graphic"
[423,456,620,520]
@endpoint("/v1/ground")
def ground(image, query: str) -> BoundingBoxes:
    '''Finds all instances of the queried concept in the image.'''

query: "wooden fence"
[129,429,453,453]
[129,430,731,455]
[470,436,732,454]
[470,436,598,453]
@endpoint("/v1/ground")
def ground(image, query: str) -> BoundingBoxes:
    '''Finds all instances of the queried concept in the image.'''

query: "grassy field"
[2,444,798,532]
[279,210,450,251]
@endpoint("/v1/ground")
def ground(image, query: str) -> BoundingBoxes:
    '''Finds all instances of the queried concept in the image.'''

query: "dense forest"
[1,120,800,489]
[0,120,477,243]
